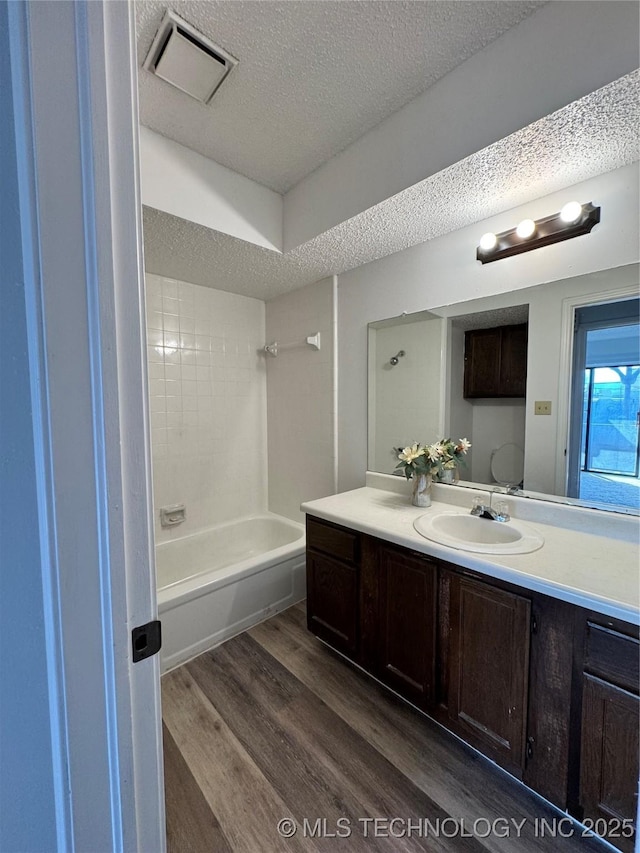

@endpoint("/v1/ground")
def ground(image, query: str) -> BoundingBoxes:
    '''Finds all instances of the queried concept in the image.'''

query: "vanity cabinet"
[578,621,639,853]
[463,323,527,398]
[307,517,536,778]
[444,571,531,777]
[305,514,639,852]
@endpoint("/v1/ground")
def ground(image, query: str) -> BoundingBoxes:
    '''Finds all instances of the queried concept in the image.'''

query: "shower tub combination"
[156,514,306,672]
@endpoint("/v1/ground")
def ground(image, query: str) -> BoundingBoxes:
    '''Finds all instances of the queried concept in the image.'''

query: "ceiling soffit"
[142,72,640,301]
[135,0,545,193]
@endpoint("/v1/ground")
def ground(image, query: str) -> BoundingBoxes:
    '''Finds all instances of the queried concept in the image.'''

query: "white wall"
[467,401,526,485]
[370,318,444,473]
[446,324,474,474]
[338,163,640,492]
[1,4,58,845]
[140,127,283,252]
[146,273,268,541]
[266,277,336,522]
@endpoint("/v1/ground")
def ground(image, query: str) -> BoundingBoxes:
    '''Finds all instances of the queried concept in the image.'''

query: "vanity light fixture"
[560,200,583,223]
[479,232,498,251]
[515,218,536,239]
[476,201,600,264]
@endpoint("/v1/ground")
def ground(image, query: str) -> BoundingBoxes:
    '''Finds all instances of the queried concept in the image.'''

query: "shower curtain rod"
[263,332,321,357]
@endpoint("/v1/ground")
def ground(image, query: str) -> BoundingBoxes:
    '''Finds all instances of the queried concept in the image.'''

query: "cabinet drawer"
[585,623,639,695]
[307,517,359,565]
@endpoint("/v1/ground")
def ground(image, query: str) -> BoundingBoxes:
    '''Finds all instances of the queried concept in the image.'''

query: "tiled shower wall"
[145,273,267,542]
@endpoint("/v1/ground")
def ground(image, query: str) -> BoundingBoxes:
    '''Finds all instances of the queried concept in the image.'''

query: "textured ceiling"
[135,0,545,193]
[450,305,529,331]
[142,71,640,301]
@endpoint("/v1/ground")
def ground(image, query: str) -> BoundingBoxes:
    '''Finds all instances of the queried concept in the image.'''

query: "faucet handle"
[489,487,504,507]
[494,500,510,522]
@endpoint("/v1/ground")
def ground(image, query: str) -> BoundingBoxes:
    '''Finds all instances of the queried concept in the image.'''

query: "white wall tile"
[163,314,179,333]
[145,273,267,542]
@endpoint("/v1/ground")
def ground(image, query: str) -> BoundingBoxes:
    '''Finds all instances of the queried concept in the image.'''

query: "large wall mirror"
[368,263,640,514]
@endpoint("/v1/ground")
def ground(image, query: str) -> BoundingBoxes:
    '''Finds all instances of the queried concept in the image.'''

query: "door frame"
[569,300,640,493]
[555,282,639,498]
[7,2,164,849]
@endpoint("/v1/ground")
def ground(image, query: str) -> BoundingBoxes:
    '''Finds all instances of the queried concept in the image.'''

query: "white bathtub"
[156,514,306,672]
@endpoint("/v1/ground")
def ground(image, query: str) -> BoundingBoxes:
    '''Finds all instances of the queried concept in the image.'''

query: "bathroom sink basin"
[413,511,544,555]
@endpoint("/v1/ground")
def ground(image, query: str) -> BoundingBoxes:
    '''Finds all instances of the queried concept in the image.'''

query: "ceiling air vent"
[143,10,237,104]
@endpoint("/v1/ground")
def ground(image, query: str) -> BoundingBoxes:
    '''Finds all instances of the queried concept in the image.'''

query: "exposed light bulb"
[516,219,536,239]
[479,232,497,251]
[560,201,583,224]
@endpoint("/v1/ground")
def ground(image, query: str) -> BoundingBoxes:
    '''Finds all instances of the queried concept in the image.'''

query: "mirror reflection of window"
[569,298,640,512]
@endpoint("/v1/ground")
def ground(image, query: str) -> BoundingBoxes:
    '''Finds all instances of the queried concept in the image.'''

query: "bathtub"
[156,514,306,672]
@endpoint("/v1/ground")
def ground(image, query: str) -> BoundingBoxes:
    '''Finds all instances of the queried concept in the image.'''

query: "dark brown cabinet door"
[377,546,436,709]
[522,597,575,810]
[463,327,502,397]
[448,574,531,776]
[580,675,639,853]
[500,324,528,396]
[464,324,527,398]
[306,551,358,657]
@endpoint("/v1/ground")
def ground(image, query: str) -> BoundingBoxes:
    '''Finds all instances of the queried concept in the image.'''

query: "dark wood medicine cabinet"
[306,515,639,853]
[464,322,528,398]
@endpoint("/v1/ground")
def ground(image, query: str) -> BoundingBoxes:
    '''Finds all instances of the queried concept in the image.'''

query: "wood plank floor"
[162,602,607,853]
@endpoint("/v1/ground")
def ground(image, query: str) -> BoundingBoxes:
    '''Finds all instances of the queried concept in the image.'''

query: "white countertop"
[301,479,640,626]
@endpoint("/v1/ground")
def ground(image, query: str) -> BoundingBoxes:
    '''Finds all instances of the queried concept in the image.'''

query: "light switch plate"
[535,401,552,415]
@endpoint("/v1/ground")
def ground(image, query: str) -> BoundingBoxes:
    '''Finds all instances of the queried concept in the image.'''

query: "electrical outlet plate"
[534,401,552,415]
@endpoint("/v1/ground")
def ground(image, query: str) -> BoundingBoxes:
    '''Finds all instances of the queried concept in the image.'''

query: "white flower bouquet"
[394,438,471,481]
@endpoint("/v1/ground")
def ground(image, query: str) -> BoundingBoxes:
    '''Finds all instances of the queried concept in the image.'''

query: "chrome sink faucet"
[470,502,498,520]
[470,490,510,522]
